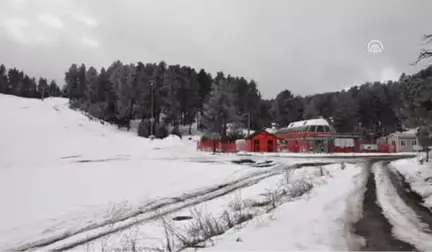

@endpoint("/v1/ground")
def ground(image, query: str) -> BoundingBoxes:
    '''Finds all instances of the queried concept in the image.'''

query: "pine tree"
[97,67,109,103]
[65,64,79,101]
[29,78,38,98]
[161,65,182,126]
[197,69,213,107]
[78,64,87,101]
[272,90,304,127]
[48,80,61,97]
[134,62,154,120]
[0,64,7,94]
[37,78,49,99]
[201,79,241,136]
[107,61,125,118]
[21,75,33,98]
[303,97,320,119]
[86,67,99,104]
[181,67,200,131]
[7,68,21,95]
[332,92,359,133]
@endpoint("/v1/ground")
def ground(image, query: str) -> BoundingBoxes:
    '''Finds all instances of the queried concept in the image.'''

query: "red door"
[267,139,274,152]
[253,139,260,152]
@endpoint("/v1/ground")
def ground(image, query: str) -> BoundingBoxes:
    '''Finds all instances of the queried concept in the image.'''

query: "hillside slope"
[0,94,258,248]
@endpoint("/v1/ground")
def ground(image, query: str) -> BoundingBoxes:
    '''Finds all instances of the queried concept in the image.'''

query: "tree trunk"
[222,117,227,136]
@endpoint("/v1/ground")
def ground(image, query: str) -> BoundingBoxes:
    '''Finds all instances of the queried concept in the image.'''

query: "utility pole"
[197,111,201,131]
[247,112,251,137]
[149,80,155,139]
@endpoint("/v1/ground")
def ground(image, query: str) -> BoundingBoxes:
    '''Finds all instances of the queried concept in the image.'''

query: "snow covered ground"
[0,94,384,251]
[0,95,297,250]
[65,163,366,251]
[192,163,367,251]
[390,157,432,208]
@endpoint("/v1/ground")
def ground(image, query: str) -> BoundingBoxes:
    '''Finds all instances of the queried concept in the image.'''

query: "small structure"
[274,118,372,153]
[246,130,279,152]
[275,118,338,153]
[378,130,419,152]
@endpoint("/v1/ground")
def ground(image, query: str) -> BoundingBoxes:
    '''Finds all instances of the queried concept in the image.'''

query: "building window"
[316,126,324,132]
[391,140,396,145]
[412,140,417,146]
[400,140,405,146]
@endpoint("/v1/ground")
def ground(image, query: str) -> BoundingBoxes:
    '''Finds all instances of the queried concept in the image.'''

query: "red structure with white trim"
[246,130,279,152]
[196,118,397,153]
[274,118,396,153]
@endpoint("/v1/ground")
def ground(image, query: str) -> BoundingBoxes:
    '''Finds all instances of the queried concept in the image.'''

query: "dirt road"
[353,160,417,251]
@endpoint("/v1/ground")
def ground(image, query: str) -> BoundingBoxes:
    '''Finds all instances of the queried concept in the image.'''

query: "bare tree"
[413,34,432,65]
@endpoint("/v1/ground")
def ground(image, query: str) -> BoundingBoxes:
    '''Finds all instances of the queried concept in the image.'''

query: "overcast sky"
[0,0,431,98]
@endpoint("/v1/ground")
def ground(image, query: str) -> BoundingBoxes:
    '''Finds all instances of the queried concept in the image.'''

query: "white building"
[377,129,419,152]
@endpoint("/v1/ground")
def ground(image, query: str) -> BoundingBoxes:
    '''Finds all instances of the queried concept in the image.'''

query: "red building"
[246,130,279,152]
[197,118,396,153]
[275,118,361,153]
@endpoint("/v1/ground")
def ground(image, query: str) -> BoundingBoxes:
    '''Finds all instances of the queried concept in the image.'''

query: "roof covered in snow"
[287,118,330,128]
[389,130,417,138]
[264,128,276,134]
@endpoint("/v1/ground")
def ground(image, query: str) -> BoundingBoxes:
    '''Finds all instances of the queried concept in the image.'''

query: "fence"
[284,141,310,153]
[328,146,356,153]
[197,140,397,154]
[197,140,237,153]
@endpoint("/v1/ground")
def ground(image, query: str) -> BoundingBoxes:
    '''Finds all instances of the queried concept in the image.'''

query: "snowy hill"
[1,94,392,251]
[0,94,262,249]
[1,95,205,167]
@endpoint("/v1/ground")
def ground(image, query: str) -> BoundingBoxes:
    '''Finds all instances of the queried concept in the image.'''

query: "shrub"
[286,180,313,198]
[171,126,182,139]
[138,119,150,138]
[155,123,169,139]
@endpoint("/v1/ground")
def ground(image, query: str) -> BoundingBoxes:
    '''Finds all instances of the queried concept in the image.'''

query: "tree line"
[0,64,63,99]
[60,60,432,141]
[62,61,267,139]
[1,50,432,145]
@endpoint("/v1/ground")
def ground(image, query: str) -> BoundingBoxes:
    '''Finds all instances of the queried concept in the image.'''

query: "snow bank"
[390,158,432,208]
[373,163,432,250]
[194,163,365,251]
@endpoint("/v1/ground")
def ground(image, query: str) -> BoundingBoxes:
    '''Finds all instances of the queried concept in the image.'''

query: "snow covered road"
[353,160,432,251]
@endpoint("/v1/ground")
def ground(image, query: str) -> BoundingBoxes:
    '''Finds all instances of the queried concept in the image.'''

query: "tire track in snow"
[370,162,432,251]
[388,166,432,232]
[353,160,416,251]
[8,162,327,252]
